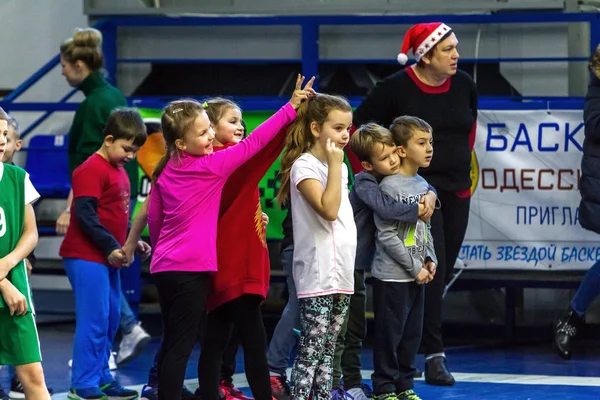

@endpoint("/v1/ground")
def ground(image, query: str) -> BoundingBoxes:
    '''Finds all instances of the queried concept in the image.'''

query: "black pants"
[219,330,240,381]
[372,279,424,394]
[147,316,239,388]
[198,294,272,400]
[421,191,470,355]
[154,271,211,400]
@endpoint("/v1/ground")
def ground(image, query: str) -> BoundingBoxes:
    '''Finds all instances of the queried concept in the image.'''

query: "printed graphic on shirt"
[254,201,267,248]
[0,207,6,238]
[122,189,131,217]
[398,191,429,258]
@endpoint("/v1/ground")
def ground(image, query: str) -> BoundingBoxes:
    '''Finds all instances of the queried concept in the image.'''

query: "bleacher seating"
[25,134,70,199]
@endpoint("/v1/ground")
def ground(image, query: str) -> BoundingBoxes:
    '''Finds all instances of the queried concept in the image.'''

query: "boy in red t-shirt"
[59,108,148,400]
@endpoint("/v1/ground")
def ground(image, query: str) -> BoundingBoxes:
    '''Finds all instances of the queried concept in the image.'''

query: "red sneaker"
[269,376,290,400]
[219,379,253,400]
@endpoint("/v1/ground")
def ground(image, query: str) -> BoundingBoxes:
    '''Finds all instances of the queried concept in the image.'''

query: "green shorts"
[0,309,42,366]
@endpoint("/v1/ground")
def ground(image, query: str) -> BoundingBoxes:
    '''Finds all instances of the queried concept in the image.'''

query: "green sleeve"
[68,103,106,175]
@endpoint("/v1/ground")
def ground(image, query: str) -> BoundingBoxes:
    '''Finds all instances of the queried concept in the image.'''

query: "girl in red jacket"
[198,79,314,400]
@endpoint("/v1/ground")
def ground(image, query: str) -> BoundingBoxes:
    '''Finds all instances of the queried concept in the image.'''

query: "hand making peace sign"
[289,74,317,110]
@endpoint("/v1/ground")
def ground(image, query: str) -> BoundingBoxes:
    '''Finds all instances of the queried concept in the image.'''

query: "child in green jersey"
[0,106,51,400]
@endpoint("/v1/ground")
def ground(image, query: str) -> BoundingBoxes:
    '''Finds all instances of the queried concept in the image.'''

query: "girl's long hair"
[152,99,204,184]
[276,93,352,206]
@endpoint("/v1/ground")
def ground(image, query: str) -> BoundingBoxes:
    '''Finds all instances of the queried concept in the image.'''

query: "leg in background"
[571,259,600,316]
[440,194,471,284]
[267,246,299,378]
[341,270,367,390]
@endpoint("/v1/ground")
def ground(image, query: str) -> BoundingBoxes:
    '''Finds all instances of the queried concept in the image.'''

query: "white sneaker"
[347,387,370,400]
[68,352,118,371]
[116,323,151,365]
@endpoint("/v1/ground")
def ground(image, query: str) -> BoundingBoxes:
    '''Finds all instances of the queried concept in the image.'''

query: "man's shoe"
[424,356,455,386]
[412,366,423,379]
[554,308,583,360]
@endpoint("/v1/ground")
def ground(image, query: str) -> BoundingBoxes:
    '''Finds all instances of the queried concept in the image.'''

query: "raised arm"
[209,75,314,177]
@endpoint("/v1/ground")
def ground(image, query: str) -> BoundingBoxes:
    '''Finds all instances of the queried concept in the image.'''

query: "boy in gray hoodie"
[331,123,437,400]
[371,116,438,400]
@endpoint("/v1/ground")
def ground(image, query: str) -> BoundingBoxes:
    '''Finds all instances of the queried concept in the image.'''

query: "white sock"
[269,371,284,377]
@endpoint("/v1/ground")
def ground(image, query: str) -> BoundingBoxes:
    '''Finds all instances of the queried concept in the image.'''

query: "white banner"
[460,109,600,270]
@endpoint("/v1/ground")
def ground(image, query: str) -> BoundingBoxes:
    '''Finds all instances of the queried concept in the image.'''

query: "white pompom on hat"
[397,22,452,64]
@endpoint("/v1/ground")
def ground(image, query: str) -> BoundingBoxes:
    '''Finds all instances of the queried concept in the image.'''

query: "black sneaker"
[9,375,54,398]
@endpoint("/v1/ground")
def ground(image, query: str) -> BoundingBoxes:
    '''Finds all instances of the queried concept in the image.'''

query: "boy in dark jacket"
[331,123,437,400]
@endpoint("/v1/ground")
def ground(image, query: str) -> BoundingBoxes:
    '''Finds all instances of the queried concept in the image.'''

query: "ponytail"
[152,150,172,185]
[276,93,352,207]
[276,100,314,207]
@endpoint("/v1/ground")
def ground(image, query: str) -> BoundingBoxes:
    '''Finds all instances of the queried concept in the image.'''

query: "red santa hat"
[397,22,452,65]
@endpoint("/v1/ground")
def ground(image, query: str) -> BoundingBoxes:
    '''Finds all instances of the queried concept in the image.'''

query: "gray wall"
[85,0,565,15]
[116,22,580,97]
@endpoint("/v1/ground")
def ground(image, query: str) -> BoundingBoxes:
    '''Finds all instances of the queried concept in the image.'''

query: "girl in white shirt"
[277,93,357,400]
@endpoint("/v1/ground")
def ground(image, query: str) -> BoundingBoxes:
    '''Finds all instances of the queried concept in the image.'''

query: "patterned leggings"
[290,294,350,400]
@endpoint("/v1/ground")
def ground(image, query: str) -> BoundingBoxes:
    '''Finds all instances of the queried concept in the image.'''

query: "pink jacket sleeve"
[208,103,296,178]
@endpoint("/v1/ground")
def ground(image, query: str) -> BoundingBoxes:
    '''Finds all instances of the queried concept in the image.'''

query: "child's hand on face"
[289,74,317,110]
[325,138,344,165]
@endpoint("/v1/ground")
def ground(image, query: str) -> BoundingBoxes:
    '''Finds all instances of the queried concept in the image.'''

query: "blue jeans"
[120,292,138,334]
[119,198,141,334]
[267,245,299,377]
[64,258,120,389]
[571,259,600,316]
